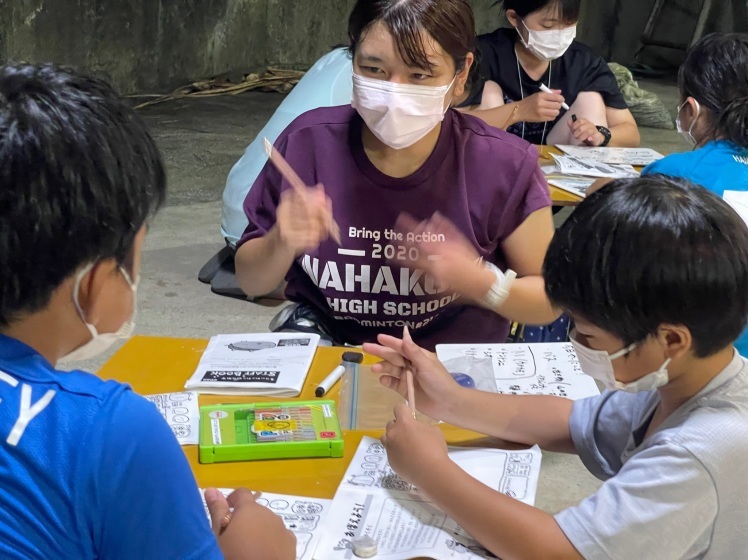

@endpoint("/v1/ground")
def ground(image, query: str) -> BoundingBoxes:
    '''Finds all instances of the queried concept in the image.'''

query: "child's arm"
[363,331,575,453]
[395,209,560,328]
[383,404,582,560]
[206,488,296,559]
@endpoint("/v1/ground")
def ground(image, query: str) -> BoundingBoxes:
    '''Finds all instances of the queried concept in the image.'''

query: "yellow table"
[98,336,500,499]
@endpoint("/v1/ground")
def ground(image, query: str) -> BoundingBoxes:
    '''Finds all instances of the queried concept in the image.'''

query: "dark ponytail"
[680,33,748,149]
[716,96,748,149]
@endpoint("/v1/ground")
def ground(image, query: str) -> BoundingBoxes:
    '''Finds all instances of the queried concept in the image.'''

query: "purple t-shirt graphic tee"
[240,105,550,349]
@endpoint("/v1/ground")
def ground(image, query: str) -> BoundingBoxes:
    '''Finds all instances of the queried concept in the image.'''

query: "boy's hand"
[380,403,450,486]
[568,117,605,146]
[207,487,296,560]
[363,328,461,422]
[276,183,338,256]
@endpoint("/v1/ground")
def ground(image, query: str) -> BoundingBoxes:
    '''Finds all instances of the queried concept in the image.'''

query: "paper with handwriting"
[200,489,330,560]
[143,391,199,445]
[436,342,600,400]
[556,145,664,166]
[314,436,541,559]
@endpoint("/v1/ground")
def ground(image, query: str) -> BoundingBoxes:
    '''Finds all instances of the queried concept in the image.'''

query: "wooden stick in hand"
[263,138,341,244]
[403,326,417,419]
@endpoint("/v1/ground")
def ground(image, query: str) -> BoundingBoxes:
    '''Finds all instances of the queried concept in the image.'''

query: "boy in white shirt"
[365,175,748,559]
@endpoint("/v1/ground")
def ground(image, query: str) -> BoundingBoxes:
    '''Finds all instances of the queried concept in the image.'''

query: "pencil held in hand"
[263,137,341,244]
[405,369,416,419]
[403,326,417,419]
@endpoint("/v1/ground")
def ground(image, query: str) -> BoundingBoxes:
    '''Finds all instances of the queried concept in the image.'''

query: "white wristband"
[480,261,516,310]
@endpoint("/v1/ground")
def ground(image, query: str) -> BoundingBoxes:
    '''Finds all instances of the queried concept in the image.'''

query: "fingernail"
[205,488,218,500]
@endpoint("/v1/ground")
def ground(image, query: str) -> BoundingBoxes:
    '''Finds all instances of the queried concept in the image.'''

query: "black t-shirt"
[464,27,627,144]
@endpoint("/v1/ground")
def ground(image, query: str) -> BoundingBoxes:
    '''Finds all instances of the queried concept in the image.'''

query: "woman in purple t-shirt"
[235,0,559,350]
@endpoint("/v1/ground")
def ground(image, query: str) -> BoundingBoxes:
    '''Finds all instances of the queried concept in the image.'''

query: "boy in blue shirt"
[366,175,748,558]
[0,63,295,559]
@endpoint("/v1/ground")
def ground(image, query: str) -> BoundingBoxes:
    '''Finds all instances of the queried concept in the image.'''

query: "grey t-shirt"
[555,353,748,559]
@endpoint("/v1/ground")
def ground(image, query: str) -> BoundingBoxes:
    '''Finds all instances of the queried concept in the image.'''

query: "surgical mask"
[351,72,455,150]
[61,263,138,362]
[676,99,701,146]
[518,20,576,61]
[570,330,671,393]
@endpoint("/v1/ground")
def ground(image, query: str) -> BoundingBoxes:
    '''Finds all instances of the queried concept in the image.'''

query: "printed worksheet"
[143,391,199,445]
[556,145,664,166]
[314,437,542,559]
[436,342,600,400]
[551,154,639,178]
[185,333,320,397]
[200,489,330,560]
[547,176,595,198]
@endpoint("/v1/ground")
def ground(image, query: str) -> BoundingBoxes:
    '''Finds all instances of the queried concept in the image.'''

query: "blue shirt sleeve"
[84,390,222,560]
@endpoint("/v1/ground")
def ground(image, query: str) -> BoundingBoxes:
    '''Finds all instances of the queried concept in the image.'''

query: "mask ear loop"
[687,99,702,147]
[72,263,97,324]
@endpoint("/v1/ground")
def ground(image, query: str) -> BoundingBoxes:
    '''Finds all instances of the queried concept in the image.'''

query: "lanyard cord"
[515,48,551,143]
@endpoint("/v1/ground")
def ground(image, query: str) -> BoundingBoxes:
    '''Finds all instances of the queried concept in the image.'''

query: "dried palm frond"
[130,67,305,110]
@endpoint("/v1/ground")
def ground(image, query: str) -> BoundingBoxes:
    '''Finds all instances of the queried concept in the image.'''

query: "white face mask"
[518,20,576,61]
[570,330,671,393]
[61,263,138,362]
[676,99,701,146]
[351,72,455,150]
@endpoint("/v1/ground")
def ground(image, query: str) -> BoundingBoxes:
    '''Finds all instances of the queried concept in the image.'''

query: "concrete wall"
[1,0,743,94]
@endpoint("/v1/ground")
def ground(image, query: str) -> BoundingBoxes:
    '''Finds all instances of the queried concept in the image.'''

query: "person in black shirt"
[461,0,640,147]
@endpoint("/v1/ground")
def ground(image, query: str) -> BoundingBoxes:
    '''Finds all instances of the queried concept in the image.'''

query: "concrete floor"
[81,78,684,514]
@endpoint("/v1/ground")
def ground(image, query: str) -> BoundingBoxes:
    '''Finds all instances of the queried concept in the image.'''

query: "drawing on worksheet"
[435,342,600,400]
[314,437,541,559]
[556,145,664,166]
[200,489,330,560]
[143,391,200,445]
[547,176,595,198]
[551,154,639,179]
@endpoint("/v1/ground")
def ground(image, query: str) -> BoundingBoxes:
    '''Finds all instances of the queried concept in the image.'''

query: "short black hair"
[500,0,580,24]
[0,63,166,326]
[348,0,476,76]
[679,33,748,149]
[544,175,748,358]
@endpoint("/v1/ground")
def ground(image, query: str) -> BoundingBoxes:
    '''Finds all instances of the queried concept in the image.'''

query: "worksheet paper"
[556,145,665,166]
[723,190,748,226]
[143,391,200,445]
[200,489,331,560]
[185,333,320,397]
[436,342,600,400]
[551,154,639,178]
[547,176,595,198]
[314,437,542,559]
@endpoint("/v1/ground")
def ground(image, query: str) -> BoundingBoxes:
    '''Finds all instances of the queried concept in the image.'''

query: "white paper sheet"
[547,176,595,198]
[314,437,542,559]
[436,342,600,400]
[556,145,664,166]
[185,333,320,396]
[200,489,331,560]
[541,164,558,175]
[143,391,200,445]
[551,154,639,178]
[723,190,748,226]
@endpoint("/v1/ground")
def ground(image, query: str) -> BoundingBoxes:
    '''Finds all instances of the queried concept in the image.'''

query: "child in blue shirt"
[0,64,295,559]
[365,175,748,558]
[642,33,748,196]
[642,33,748,356]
